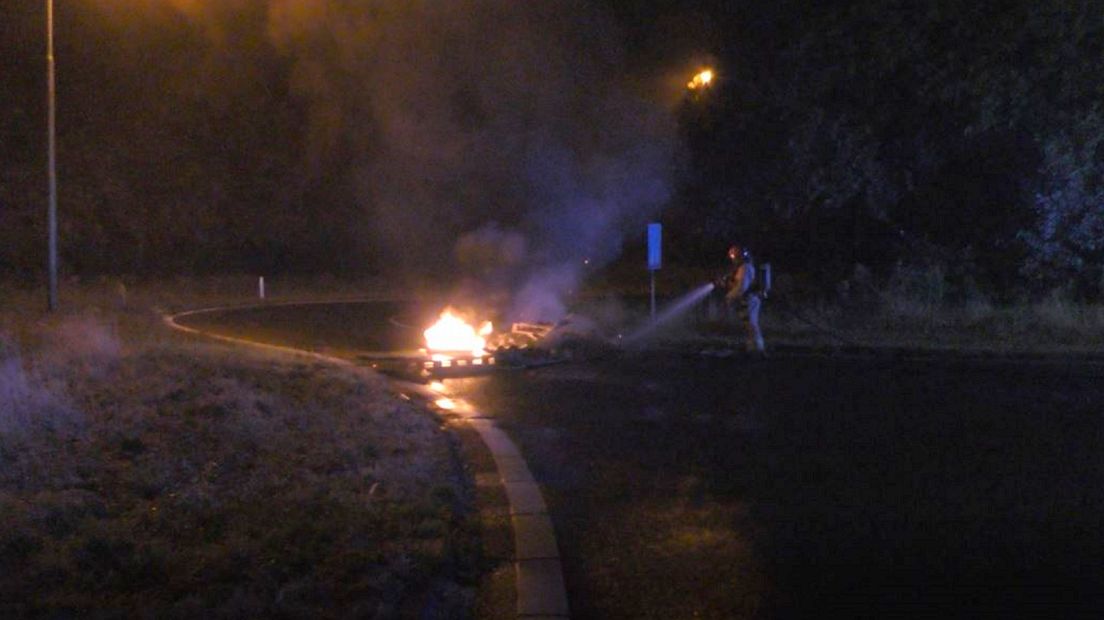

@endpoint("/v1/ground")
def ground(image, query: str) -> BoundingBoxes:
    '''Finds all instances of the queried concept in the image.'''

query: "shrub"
[1018,119,1104,299]
[881,263,947,320]
[1031,289,1104,334]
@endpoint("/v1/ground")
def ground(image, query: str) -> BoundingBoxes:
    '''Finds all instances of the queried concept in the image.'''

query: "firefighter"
[719,244,765,353]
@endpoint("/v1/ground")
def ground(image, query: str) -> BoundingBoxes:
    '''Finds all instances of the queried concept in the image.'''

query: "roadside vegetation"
[758,263,1104,353]
[0,281,477,618]
[586,260,1104,354]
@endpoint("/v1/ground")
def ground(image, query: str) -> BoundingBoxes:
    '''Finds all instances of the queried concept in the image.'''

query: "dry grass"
[651,265,1104,354]
[580,261,1104,353]
[753,296,1104,353]
[828,286,1104,353]
[0,281,477,618]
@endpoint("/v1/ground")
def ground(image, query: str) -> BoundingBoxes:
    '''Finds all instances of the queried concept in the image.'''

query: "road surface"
[178,300,1104,619]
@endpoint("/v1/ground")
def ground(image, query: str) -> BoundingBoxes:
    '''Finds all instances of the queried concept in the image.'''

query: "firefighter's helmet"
[727,245,750,263]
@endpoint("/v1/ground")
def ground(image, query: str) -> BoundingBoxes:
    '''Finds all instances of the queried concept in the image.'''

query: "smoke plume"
[167,0,678,321]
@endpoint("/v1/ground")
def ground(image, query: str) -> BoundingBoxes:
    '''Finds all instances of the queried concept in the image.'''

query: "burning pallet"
[488,321,554,349]
[360,345,563,381]
[422,353,497,371]
[356,311,564,381]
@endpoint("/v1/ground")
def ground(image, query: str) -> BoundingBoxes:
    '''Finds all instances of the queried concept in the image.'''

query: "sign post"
[647,223,662,319]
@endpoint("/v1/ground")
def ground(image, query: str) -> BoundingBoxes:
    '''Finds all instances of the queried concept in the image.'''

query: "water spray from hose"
[623,282,716,344]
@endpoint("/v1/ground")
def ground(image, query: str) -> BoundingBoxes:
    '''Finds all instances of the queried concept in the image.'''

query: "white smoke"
[160,0,679,322]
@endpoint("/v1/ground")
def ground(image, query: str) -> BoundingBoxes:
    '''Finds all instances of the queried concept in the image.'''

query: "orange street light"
[687,68,715,91]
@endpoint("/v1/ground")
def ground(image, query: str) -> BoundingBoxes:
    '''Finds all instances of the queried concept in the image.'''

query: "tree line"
[675,0,1103,300]
[1,1,1101,300]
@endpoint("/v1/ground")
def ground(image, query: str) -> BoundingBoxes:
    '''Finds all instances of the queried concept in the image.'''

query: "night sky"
[1,1,1101,300]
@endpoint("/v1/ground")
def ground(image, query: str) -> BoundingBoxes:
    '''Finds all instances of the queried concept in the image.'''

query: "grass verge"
[582,264,1104,354]
[0,283,478,618]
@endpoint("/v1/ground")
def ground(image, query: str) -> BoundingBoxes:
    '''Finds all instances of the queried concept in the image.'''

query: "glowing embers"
[426,381,476,415]
[422,355,496,371]
[687,68,714,90]
[423,308,493,358]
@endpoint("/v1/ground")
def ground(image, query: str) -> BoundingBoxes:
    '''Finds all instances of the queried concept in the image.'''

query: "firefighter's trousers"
[725,293,765,352]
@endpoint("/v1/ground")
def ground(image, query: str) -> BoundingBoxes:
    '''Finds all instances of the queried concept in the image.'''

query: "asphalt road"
[178,301,1104,619]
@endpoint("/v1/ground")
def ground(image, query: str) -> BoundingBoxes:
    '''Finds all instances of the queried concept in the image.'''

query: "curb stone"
[426,391,570,618]
[512,514,560,560]
[690,339,1104,365]
[164,303,571,619]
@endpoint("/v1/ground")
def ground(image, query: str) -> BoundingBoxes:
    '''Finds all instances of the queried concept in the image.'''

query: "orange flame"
[424,309,493,357]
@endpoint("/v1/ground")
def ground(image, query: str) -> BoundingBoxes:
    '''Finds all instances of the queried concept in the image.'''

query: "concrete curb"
[164,302,571,619]
[411,392,571,619]
[164,306,359,363]
[676,338,1104,367]
[770,343,1104,363]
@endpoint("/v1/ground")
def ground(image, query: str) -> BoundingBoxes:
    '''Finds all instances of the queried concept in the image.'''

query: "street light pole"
[46,0,59,311]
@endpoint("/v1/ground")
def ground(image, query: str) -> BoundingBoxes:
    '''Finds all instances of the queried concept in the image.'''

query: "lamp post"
[46,0,59,311]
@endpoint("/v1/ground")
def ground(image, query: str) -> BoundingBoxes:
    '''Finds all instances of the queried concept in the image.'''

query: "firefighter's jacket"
[722,261,756,304]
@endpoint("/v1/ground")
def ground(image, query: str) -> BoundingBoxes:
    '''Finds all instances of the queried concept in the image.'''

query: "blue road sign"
[647,223,662,270]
